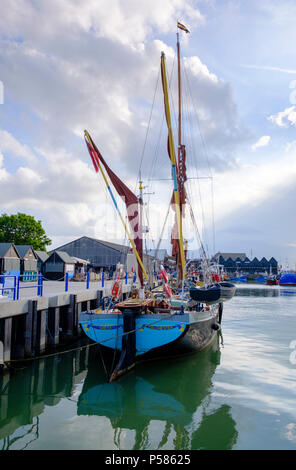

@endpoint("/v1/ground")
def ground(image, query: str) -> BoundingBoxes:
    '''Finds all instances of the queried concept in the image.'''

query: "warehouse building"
[50,236,160,276]
[213,252,278,274]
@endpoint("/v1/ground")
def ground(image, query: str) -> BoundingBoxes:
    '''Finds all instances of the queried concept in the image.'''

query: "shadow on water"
[0,334,238,450]
[77,333,238,450]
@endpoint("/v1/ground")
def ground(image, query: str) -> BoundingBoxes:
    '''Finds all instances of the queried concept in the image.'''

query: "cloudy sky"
[1,0,296,267]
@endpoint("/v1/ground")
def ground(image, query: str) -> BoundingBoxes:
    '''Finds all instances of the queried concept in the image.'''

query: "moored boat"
[189,282,236,305]
[79,22,235,381]
[279,273,296,286]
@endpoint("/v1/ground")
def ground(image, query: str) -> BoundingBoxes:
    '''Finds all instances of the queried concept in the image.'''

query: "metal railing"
[0,271,137,300]
[0,273,43,300]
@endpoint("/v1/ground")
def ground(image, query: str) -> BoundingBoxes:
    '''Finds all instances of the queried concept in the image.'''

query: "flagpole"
[84,130,149,282]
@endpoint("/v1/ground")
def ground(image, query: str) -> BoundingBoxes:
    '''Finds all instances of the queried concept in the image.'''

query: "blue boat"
[80,34,236,382]
[254,275,267,283]
[279,273,296,286]
[79,297,223,381]
[229,275,247,283]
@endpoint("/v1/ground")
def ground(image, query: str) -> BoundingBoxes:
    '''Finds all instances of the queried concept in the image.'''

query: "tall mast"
[177,31,182,151]
[160,52,186,277]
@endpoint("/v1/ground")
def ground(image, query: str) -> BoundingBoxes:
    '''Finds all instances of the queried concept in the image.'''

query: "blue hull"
[79,309,219,357]
[279,273,296,286]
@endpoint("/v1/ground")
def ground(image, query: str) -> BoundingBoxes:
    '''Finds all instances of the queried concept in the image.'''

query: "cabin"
[15,245,38,280]
[34,250,49,274]
[0,243,21,275]
[43,251,75,280]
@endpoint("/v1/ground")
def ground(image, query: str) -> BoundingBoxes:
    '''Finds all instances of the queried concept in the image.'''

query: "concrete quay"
[0,279,134,368]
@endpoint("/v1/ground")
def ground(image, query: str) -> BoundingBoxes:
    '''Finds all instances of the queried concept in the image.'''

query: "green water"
[1,284,296,450]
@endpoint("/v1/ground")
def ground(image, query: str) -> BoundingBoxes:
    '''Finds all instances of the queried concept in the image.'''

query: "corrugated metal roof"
[15,245,37,259]
[50,236,131,255]
[34,250,49,262]
[214,252,247,261]
[55,251,75,264]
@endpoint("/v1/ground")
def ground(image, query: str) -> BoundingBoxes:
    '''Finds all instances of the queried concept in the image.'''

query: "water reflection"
[0,335,238,450]
[235,285,296,298]
[78,334,238,450]
[0,344,90,449]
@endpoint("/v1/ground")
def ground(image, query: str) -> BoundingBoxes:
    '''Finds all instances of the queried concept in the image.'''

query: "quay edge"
[0,283,134,369]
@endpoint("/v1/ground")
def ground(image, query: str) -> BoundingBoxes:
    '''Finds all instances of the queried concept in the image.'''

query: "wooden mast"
[160,52,186,278]
[177,28,187,281]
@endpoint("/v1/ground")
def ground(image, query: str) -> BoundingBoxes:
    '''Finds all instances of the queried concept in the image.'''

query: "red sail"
[85,133,143,287]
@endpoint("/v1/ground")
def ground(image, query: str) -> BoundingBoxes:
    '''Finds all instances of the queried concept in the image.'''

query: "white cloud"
[268,106,296,127]
[0,129,37,164]
[251,135,270,150]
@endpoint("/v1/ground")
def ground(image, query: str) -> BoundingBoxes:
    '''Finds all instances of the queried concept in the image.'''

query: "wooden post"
[67,294,76,336]
[3,317,12,363]
[48,307,60,345]
[75,301,82,336]
[97,289,102,308]
[25,300,38,357]
[38,309,47,354]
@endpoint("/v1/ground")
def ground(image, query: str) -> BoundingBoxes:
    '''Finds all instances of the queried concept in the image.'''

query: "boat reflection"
[235,284,296,298]
[279,288,296,297]
[77,334,238,450]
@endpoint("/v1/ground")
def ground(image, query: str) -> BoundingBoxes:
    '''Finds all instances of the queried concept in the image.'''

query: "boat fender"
[211,322,220,331]
[160,265,168,283]
[164,284,172,298]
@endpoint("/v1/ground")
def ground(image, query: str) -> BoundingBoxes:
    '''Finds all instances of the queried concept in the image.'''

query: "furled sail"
[160,52,186,278]
[84,130,144,287]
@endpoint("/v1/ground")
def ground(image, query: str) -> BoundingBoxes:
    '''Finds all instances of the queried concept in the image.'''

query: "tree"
[0,212,52,251]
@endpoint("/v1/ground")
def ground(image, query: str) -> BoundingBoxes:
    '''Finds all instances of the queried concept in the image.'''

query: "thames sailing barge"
[79,23,235,381]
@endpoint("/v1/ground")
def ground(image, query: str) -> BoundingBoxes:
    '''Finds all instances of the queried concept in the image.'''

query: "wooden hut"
[0,243,20,274]
[43,251,75,280]
[34,250,49,274]
[15,245,38,280]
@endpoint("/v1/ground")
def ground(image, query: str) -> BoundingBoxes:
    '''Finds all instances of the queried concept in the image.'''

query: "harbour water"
[0,284,296,450]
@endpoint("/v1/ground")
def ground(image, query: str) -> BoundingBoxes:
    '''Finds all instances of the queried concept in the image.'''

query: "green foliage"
[0,212,52,251]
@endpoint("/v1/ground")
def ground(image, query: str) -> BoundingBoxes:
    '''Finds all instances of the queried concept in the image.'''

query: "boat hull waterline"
[79,307,221,380]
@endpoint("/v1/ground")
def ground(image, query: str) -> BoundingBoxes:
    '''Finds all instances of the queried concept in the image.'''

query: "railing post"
[16,275,20,300]
[13,275,17,300]
[86,272,90,290]
[65,272,69,292]
[37,273,43,296]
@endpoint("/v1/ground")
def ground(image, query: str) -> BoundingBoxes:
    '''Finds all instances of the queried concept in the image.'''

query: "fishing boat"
[279,273,296,286]
[266,276,278,286]
[79,23,235,381]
